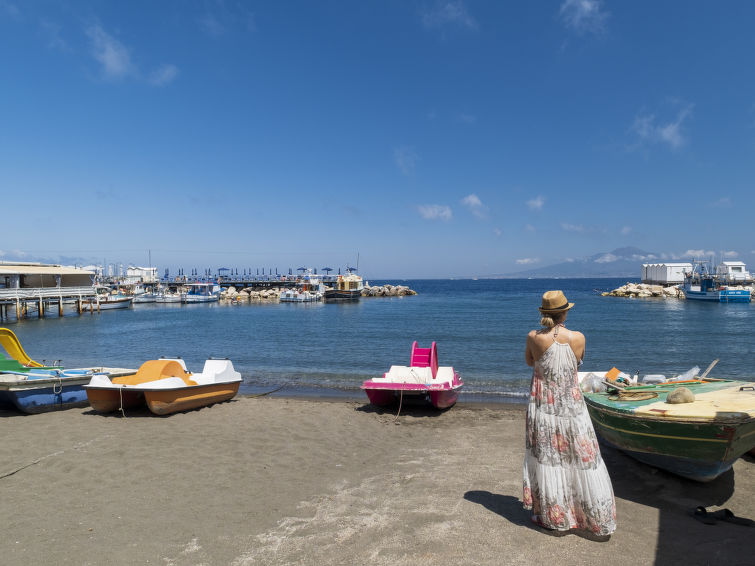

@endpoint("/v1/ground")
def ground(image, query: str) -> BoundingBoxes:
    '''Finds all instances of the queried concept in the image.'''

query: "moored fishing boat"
[324,268,364,301]
[362,341,462,409]
[84,358,242,415]
[681,261,751,303]
[0,328,134,413]
[579,371,755,481]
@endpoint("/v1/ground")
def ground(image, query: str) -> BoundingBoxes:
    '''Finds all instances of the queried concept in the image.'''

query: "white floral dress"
[522,329,616,535]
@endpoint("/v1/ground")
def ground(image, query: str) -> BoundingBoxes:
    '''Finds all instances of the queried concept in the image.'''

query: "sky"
[1,1,754,278]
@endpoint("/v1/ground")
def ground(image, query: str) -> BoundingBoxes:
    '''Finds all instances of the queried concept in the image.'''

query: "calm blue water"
[7,279,754,400]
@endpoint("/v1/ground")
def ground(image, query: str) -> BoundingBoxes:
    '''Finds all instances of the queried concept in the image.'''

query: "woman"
[522,290,616,537]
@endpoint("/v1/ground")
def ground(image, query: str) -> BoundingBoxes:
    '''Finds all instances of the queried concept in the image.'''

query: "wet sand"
[1,396,754,565]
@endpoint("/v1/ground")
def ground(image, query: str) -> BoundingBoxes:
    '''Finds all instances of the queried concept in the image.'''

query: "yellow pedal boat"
[84,358,242,415]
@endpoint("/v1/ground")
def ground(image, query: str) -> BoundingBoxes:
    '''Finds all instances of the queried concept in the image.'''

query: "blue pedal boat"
[0,328,133,414]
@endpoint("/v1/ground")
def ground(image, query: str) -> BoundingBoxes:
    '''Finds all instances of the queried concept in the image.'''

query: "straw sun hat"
[539,290,574,313]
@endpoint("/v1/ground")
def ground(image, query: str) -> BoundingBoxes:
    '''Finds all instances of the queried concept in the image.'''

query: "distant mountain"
[499,247,658,278]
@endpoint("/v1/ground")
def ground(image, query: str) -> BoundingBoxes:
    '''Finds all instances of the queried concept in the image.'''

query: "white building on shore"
[125,266,158,284]
[641,263,693,285]
[715,261,752,283]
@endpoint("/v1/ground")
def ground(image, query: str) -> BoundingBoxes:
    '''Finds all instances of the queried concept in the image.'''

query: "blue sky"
[1,1,754,278]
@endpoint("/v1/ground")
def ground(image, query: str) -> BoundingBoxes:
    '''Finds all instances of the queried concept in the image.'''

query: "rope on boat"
[608,390,659,402]
[119,386,126,418]
[394,388,404,423]
[52,376,63,395]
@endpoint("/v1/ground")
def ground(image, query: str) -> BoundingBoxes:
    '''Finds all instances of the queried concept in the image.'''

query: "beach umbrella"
[322,267,333,273]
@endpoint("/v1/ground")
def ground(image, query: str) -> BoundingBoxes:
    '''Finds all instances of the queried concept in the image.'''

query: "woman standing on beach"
[522,290,616,536]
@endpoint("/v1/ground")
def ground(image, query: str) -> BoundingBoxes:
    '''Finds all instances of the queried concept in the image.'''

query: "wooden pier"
[0,262,99,322]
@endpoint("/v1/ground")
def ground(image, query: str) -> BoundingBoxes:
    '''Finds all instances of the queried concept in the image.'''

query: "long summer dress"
[522,328,616,535]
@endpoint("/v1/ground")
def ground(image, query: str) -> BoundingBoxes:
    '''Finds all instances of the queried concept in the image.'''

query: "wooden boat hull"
[584,381,755,482]
[324,289,361,301]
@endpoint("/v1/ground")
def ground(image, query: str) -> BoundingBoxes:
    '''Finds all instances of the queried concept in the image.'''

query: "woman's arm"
[525,331,536,367]
[571,331,586,363]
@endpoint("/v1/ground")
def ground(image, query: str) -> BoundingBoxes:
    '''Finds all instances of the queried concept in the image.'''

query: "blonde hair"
[540,311,567,329]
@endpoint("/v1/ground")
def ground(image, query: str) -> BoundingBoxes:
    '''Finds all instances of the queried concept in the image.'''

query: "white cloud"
[493,228,502,236]
[149,64,179,86]
[683,249,716,258]
[631,103,694,150]
[561,223,585,233]
[418,205,452,221]
[0,0,20,20]
[457,113,477,124]
[711,197,731,208]
[621,226,632,235]
[461,194,486,218]
[199,13,225,36]
[198,4,256,37]
[41,21,70,51]
[559,0,608,35]
[86,24,135,79]
[594,253,618,263]
[516,257,540,265]
[721,250,739,258]
[421,1,478,30]
[394,146,418,175]
[525,224,536,232]
[526,195,545,211]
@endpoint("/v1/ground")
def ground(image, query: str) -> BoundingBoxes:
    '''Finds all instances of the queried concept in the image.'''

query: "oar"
[698,359,719,380]
[602,379,626,390]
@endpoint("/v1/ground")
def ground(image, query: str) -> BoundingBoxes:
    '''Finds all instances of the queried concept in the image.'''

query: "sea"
[9,278,755,402]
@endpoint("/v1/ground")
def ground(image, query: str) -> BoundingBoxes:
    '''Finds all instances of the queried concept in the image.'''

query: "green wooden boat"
[579,374,755,482]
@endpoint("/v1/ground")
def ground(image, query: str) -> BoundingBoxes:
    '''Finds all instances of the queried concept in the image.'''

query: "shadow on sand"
[467,444,755,564]
[355,399,451,419]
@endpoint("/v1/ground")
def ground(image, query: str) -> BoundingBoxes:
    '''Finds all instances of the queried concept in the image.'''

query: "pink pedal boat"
[361,341,463,409]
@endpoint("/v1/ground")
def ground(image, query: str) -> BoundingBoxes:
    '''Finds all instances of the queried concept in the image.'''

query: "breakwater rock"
[221,286,281,301]
[602,283,682,299]
[219,283,418,301]
[361,284,417,297]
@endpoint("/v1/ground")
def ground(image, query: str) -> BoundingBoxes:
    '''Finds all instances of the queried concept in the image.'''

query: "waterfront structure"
[715,261,752,284]
[0,262,97,320]
[125,265,158,284]
[641,263,693,285]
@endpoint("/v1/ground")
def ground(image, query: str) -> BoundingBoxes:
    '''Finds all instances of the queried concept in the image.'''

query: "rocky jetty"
[219,283,418,301]
[221,286,281,301]
[602,283,682,299]
[361,284,417,297]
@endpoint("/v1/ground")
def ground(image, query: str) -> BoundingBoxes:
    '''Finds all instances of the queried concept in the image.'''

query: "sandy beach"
[2,395,754,566]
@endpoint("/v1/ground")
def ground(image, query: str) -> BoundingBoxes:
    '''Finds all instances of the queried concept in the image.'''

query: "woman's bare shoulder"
[570,329,586,342]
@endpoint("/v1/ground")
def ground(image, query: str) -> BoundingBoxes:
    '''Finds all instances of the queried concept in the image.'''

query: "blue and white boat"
[0,328,133,413]
[182,281,220,303]
[681,261,751,303]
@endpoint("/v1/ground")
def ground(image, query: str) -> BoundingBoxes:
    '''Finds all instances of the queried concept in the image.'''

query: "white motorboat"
[182,282,220,303]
